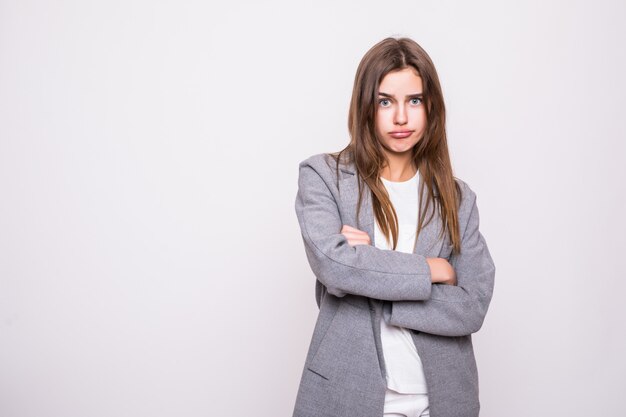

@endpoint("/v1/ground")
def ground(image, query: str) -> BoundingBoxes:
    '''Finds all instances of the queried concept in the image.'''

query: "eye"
[410,97,423,105]
[379,98,391,107]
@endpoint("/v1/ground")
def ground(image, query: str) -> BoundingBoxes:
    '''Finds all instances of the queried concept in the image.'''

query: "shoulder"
[298,152,335,170]
[298,151,354,183]
[299,151,352,169]
[451,177,485,240]
[452,176,478,217]
[453,177,473,198]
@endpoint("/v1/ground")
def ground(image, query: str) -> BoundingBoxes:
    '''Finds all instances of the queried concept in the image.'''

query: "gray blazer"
[292,153,496,417]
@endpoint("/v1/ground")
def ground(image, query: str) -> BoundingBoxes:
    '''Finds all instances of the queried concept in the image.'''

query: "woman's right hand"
[426,258,457,286]
[341,224,372,246]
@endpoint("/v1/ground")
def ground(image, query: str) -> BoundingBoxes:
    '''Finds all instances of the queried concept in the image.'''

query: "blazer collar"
[336,159,445,257]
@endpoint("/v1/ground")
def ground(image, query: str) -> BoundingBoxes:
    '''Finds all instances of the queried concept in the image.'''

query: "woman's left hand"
[341,225,371,247]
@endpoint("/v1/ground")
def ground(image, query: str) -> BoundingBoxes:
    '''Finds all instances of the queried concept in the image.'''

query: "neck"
[380,154,416,182]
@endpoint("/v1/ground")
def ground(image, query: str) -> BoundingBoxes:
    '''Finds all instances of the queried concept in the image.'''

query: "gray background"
[1,0,625,416]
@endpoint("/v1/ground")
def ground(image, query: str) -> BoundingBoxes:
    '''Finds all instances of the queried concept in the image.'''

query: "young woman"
[292,37,496,417]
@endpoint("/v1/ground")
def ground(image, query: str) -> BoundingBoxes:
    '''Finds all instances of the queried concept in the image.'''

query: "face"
[375,67,427,160]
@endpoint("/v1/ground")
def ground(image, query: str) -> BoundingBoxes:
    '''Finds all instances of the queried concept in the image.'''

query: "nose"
[394,104,407,125]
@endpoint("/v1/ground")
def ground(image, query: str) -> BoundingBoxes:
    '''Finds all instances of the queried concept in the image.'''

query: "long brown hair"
[330,36,463,255]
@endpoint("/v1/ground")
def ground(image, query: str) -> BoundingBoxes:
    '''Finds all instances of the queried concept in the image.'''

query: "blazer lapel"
[336,162,445,258]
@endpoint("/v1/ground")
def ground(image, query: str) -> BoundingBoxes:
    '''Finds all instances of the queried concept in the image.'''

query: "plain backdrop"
[1,0,625,416]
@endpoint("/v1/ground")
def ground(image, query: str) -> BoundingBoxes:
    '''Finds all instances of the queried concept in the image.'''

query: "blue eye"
[379,99,391,107]
[410,98,423,105]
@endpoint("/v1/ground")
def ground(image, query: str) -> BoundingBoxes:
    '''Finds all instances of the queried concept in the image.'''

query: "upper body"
[292,151,496,417]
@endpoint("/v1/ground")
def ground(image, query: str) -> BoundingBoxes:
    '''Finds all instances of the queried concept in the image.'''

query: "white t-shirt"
[375,170,429,394]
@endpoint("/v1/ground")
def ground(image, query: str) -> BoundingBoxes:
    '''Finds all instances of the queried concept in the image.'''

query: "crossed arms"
[294,157,496,336]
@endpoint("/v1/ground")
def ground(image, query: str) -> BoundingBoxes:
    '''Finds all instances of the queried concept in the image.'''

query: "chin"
[387,142,415,153]
[387,147,413,155]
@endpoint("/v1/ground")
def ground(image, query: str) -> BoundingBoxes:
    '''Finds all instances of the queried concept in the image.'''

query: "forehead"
[378,67,423,93]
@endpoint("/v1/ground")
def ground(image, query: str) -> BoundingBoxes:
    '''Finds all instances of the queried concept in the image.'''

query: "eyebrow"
[378,92,424,98]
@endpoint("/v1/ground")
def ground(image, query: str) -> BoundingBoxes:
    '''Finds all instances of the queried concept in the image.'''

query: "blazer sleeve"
[295,159,433,301]
[387,184,496,336]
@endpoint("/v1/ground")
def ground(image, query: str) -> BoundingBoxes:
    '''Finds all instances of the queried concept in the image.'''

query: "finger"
[342,225,365,233]
[346,238,371,246]
[342,231,370,242]
[344,237,368,246]
[341,228,367,237]
[346,235,372,245]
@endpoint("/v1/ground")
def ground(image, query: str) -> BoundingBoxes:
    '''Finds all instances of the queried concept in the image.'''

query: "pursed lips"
[389,130,414,138]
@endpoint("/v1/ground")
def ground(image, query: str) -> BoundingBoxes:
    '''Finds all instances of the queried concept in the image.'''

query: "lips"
[389,130,414,139]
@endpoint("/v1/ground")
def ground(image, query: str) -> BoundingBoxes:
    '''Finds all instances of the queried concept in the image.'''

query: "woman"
[292,37,496,417]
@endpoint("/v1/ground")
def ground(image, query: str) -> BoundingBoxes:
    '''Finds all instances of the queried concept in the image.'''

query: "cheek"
[378,110,394,125]
[411,107,427,122]
[375,113,386,135]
